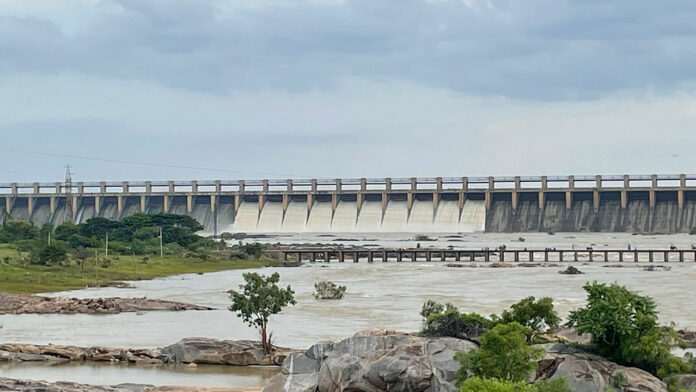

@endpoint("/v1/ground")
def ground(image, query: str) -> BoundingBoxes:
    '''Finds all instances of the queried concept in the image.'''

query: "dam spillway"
[1,175,696,234]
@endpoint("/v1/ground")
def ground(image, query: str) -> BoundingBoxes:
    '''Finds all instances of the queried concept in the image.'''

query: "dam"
[1,174,696,234]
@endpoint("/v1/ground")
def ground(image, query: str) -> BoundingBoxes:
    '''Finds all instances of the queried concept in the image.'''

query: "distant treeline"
[0,214,214,265]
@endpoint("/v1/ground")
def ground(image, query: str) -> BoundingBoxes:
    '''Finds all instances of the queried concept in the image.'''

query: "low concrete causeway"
[282,248,696,263]
[1,174,695,216]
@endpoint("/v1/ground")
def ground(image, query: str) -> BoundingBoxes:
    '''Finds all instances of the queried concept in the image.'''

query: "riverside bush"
[458,378,571,392]
[422,303,492,340]
[313,281,346,300]
[495,296,560,342]
[456,322,544,383]
[567,282,691,378]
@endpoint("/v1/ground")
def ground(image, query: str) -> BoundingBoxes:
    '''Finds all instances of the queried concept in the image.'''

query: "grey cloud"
[2,0,696,99]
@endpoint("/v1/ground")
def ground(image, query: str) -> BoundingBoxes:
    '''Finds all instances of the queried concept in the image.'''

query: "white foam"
[232,202,259,232]
[356,200,382,232]
[332,200,357,231]
[406,199,434,232]
[307,202,332,231]
[281,200,307,232]
[460,200,486,232]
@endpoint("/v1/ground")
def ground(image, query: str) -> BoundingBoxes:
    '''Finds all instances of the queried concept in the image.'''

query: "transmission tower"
[65,165,74,222]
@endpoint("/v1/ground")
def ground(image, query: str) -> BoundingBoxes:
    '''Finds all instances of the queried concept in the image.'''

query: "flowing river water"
[2,232,696,387]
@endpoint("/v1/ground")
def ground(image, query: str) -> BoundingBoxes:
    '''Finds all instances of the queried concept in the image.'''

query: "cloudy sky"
[1,0,695,183]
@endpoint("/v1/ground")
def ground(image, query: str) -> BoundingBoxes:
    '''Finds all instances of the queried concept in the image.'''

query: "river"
[1,232,695,386]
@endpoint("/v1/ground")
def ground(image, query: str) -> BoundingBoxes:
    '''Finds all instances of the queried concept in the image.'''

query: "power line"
[0,147,313,178]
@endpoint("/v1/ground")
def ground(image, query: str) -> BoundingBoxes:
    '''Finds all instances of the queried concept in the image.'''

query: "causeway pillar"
[650,174,657,208]
[679,174,686,209]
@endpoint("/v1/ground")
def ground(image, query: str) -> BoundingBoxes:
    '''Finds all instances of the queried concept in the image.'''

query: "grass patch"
[0,247,280,294]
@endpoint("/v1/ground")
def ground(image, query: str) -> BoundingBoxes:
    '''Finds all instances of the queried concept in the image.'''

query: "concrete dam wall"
[1,175,695,234]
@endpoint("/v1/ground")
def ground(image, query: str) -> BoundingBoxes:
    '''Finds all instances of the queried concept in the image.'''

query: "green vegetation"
[458,378,571,392]
[456,322,544,382]
[0,216,279,293]
[567,282,693,378]
[421,296,558,342]
[494,297,560,342]
[228,272,296,354]
[313,280,347,300]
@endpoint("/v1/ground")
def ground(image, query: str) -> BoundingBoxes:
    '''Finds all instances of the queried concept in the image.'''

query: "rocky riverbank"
[0,338,294,366]
[264,330,679,392]
[0,378,260,392]
[0,292,213,315]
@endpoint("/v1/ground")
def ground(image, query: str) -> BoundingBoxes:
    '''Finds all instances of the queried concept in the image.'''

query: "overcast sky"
[1,0,696,183]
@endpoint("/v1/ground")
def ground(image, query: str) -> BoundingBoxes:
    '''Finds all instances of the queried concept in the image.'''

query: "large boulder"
[536,343,667,392]
[160,337,290,366]
[264,330,478,392]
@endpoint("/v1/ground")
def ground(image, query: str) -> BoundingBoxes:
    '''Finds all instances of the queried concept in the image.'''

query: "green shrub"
[456,322,544,383]
[459,377,534,392]
[567,282,690,378]
[421,300,445,319]
[534,378,571,392]
[496,297,560,341]
[313,281,347,300]
[611,372,628,389]
[421,301,493,339]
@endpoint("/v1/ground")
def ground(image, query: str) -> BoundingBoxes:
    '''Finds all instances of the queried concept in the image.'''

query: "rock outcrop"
[535,343,667,392]
[0,377,261,392]
[264,330,478,392]
[0,292,213,315]
[0,338,293,366]
[671,374,696,390]
[265,332,671,392]
[160,338,292,366]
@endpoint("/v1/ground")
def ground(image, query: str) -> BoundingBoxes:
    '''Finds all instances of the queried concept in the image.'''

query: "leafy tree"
[72,246,89,270]
[54,222,80,241]
[456,322,544,383]
[228,272,296,354]
[421,300,445,319]
[31,243,68,265]
[566,282,690,378]
[497,297,560,341]
[421,301,492,340]
[239,242,263,258]
[0,219,38,242]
